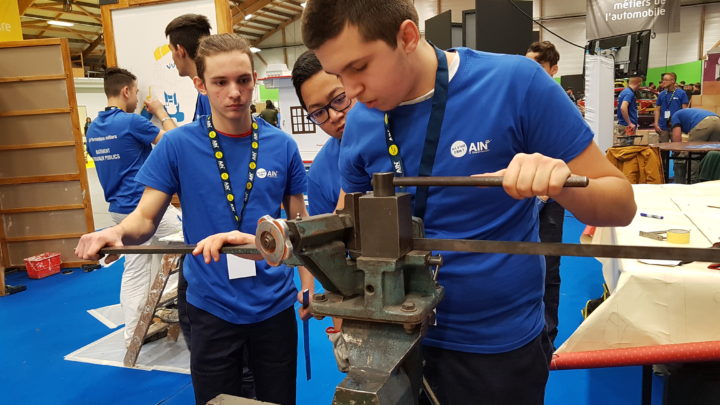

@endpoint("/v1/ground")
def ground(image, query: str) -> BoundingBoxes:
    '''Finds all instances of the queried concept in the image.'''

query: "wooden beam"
[241,18,277,29]
[18,0,36,15]
[263,8,293,19]
[255,52,268,66]
[82,33,103,58]
[23,13,103,27]
[273,2,302,13]
[254,12,301,46]
[238,0,275,17]
[29,5,101,20]
[282,25,287,66]
[237,29,263,38]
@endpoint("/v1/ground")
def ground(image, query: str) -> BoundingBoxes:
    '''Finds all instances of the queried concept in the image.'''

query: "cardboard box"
[702,81,720,95]
[700,95,720,106]
[691,95,702,106]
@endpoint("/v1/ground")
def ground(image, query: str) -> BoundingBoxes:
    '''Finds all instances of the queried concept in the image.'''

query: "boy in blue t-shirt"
[77,34,313,405]
[86,67,181,347]
[165,14,212,122]
[670,108,720,182]
[302,1,637,403]
[654,72,689,142]
[615,76,642,144]
[291,50,355,216]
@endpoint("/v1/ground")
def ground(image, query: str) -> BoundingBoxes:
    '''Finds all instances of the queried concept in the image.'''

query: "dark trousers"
[421,330,553,405]
[539,200,564,345]
[187,303,297,405]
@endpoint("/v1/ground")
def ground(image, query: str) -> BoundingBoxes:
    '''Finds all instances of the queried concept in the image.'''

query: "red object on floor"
[550,341,720,370]
[24,252,62,279]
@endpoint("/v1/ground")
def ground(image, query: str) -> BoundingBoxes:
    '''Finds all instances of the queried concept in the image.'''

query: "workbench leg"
[641,365,653,405]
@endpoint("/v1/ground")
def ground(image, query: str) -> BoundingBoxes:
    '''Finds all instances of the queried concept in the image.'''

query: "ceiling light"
[250,47,261,53]
[301,2,307,7]
[48,20,74,27]
[244,14,253,20]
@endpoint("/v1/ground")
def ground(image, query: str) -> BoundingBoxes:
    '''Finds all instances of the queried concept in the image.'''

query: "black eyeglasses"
[306,92,351,125]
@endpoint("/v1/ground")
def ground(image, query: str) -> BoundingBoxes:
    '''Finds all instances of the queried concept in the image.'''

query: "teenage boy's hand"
[75,226,124,262]
[144,98,167,117]
[475,153,571,200]
[192,230,258,264]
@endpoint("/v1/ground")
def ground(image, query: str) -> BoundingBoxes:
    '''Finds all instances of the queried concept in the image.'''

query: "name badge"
[664,111,671,120]
[228,254,256,279]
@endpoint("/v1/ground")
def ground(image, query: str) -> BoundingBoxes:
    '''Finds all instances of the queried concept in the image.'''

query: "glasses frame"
[306,92,351,125]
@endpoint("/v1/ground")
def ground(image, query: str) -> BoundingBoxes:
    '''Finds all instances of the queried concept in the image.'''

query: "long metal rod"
[413,238,720,262]
[100,244,259,255]
[102,239,720,263]
[393,175,589,188]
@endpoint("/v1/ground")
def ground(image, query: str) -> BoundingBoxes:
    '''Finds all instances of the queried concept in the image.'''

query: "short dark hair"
[526,41,559,67]
[266,100,275,109]
[302,0,418,50]
[663,72,678,81]
[165,14,212,59]
[103,67,136,97]
[292,50,324,110]
[195,33,254,82]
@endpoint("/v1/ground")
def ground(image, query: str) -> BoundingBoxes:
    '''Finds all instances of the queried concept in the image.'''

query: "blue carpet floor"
[0,213,664,404]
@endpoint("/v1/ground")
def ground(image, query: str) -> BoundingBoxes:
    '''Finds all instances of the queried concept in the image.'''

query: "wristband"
[160,117,173,123]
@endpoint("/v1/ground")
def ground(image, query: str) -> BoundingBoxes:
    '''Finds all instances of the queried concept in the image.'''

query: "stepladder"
[123,254,182,367]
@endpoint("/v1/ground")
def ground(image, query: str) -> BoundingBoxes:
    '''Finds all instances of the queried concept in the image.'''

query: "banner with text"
[587,0,680,40]
[0,0,23,42]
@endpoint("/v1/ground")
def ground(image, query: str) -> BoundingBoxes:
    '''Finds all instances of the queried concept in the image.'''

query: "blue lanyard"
[383,46,449,219]
[206,116,260,230]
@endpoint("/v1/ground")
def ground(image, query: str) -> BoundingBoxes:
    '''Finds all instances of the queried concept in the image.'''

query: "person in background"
[671,108,720,183]
[693,83,702,95]
[76,34,313,405]
[84,117,92,135]
[85,67,181,347]
[615,76,642,144]
[250,104,259,118]
[525,39,568,346]
[165,14,212,122]
[648,82,656,90]
[654,72,689,142]
[259,100,279,127]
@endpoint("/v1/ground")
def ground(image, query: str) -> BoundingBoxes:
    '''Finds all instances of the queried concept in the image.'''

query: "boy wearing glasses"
[292,50,354,216]
[302,0,636,403]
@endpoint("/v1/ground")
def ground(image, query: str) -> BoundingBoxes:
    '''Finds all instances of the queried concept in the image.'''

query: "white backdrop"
[111,0,218,126]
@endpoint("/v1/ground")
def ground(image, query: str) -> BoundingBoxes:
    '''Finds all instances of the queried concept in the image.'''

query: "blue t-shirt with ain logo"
[136,118,307,324]
[340,47,593,354]
[308,137,342,215]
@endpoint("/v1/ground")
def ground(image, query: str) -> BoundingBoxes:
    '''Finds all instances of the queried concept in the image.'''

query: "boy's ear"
[550,65,559,77]
[121,85,131,99]
[193,76,207,95]
[397,19,421,54]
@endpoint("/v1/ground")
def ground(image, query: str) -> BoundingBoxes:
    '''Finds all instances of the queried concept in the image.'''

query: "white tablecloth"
[557,181,720,353]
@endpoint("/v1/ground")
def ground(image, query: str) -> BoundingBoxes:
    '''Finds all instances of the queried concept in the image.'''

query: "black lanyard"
[664,89,677,111]
[384,46,449,219]
[105,106,120,111]
[206,116,260,230]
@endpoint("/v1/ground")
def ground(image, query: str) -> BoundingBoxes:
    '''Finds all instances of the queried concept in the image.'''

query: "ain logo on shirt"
[450,140,491,158]
[256,168,279,179]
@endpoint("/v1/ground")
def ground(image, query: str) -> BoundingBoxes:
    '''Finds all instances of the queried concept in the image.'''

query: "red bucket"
[24,252,62,279]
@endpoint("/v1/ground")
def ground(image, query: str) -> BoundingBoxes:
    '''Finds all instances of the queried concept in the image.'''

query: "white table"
[557,181,720,353]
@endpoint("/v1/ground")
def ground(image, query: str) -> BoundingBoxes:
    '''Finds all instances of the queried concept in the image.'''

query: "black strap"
[206,116,260,230]
[383,46,449,219]
[105,106,120,111]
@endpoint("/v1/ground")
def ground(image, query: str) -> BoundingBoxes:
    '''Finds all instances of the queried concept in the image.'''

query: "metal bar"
[393,175,589,188]
[412,238,720,262]
[100,244,259,255]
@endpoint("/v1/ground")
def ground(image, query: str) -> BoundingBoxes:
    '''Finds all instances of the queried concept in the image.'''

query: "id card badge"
[664,110,671,120]
[228,254,256,279]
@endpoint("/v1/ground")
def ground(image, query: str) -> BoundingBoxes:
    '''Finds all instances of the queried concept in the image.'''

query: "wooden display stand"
[0,38,96,277]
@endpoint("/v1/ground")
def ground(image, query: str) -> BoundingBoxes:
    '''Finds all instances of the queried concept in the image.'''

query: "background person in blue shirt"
[291,50,355,216]
[86,67,181,347]
[76,34,313,405]
[615,76,642,144]
[654,72,689,142]
[165,14,212,122]
[670,108,720,182]
[303,0,636,403]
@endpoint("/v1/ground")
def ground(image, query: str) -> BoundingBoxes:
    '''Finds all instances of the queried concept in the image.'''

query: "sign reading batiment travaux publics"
[587,0,680,40]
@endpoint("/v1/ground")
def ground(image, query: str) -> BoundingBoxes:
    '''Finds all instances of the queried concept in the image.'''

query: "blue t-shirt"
[616,87,637,126]
[136,118,307,324]
[671,108,718,134]
[194,93,211,122]
[307,137,342,215]
[657,88,689,130]
[86,108,159,214]
[340,48,593,354]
